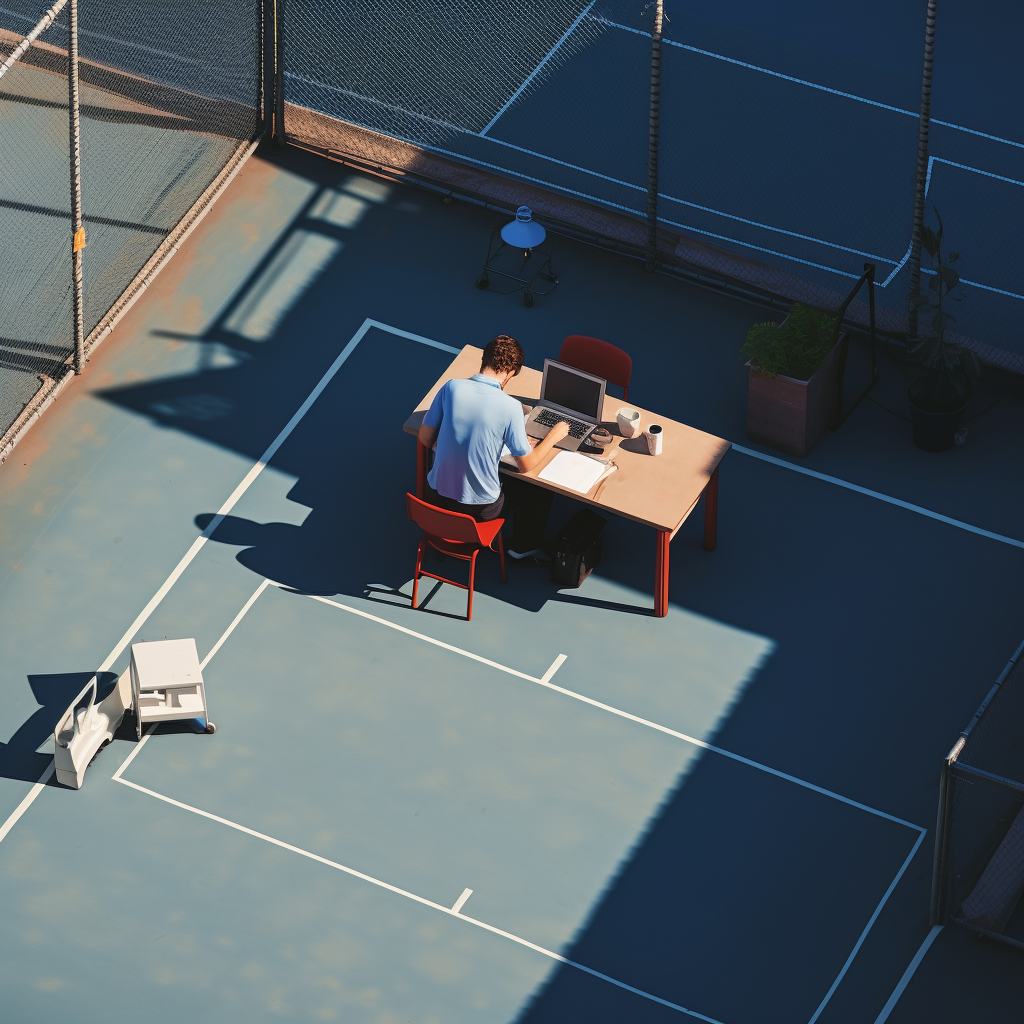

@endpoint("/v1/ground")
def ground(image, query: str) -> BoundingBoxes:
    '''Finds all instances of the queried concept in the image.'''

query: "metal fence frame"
[932,636,1024,948]
[0,0,276,464]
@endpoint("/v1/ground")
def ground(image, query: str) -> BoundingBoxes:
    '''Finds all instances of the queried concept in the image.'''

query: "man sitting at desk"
[417,334,567,560]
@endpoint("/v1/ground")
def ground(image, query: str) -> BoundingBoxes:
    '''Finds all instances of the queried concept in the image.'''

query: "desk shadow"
[0,672,117,783]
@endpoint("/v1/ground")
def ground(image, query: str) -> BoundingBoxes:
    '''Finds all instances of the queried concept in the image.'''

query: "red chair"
[406,493,507,621]
[559,335,632,400]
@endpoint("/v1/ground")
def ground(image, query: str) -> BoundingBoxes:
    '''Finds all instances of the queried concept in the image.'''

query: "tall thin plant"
[908,208,980,411]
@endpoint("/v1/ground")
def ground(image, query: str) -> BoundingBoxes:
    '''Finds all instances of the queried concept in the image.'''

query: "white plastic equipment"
[130,638,215,740]
[54,672,131,789]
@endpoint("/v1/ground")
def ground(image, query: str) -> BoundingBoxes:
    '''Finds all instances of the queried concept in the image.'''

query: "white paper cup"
[616,408,642,438]
[645,424,664,456]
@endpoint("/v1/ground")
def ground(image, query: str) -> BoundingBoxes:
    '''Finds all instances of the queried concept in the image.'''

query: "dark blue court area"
[1,131,1023,1023]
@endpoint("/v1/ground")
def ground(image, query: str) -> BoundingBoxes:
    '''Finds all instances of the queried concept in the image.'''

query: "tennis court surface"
[2,140,1024,1023]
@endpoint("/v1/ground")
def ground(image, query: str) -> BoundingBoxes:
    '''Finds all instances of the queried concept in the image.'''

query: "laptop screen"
[542,361,604,419]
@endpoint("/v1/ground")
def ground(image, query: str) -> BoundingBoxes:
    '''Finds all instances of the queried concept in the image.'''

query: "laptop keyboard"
[534,407,592,439]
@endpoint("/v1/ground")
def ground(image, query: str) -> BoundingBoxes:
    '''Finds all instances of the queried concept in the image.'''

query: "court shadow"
[0,672,117,783]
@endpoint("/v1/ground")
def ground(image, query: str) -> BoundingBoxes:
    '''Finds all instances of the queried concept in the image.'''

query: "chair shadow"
[0,672,117,783]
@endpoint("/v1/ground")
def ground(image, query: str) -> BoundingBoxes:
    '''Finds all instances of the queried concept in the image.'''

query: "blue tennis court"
[2,13,1024,1018]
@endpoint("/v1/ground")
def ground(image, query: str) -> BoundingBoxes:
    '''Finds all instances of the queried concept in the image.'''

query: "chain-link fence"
[932,638,1024,948]
[0,0,261,457]
[279,0,1022,373]
[3,2,1021,456]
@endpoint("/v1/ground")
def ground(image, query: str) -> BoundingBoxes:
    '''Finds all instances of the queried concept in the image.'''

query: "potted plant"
[906,210,980,452]
[741,302,846,457]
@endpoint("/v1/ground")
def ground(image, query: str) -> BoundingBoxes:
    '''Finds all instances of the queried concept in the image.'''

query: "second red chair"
[559,335,632,400]
[406,493,507,622]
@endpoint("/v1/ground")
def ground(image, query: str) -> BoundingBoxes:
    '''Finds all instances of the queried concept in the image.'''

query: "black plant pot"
[907,388,969,452]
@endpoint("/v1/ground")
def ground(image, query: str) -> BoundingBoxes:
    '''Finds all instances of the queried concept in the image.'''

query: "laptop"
[525,359,607,452]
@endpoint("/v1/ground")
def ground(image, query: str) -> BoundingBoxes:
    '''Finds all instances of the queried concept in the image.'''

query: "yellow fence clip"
[73,228,86,252]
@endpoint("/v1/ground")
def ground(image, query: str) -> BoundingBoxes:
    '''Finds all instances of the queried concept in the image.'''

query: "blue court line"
[479,1,597,137]
[922,157,1024,301]
[809,830,928,1024]
[593,15,1024,152]
[732,444,1024,550]
[873,925,943,1023]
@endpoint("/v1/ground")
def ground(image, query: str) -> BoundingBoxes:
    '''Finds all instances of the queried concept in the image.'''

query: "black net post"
[645,0,663,272]
[68,0,84,374]
[931,736,963,925]
[907,0,937,340]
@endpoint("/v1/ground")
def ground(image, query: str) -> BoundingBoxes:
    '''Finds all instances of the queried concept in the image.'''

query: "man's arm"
[514,421,569,472]
[417,422,438,449]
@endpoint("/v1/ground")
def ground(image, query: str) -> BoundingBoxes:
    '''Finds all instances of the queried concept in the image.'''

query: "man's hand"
[514,421,570,473]
[546,421,570,445]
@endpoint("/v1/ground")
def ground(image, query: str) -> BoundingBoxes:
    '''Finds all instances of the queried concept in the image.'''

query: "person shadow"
[0,672,118,783]
[195,496,553,617]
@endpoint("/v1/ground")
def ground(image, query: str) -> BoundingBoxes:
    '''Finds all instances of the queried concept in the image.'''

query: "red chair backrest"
[559,335,632,393]
[406,493,488,545]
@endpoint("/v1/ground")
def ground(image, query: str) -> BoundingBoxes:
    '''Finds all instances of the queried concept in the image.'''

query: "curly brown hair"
[481,335,524,376]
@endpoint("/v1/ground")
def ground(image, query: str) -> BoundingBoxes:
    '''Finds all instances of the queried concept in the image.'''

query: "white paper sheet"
[537,450,617,494]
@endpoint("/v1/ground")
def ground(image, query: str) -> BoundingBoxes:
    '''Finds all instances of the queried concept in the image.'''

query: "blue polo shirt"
[424,374,531,504]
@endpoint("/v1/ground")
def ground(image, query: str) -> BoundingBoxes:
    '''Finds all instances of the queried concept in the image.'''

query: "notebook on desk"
[538,451,617,494]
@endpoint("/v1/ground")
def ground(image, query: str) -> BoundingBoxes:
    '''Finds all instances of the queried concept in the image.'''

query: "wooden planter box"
[746,334,845,458]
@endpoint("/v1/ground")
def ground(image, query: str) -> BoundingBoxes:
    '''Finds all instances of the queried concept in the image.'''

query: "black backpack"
[550,509,608,588]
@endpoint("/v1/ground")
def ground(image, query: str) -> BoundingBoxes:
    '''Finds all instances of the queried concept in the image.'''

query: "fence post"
[274,0,285,146]
[907,0,937,340]
[69,0,85,374]
[261,0,275,137]
[645,0,663,272]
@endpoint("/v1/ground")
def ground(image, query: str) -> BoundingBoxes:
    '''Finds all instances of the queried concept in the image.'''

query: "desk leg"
[654,529,670,617]
[703,465,719,552]
[416,441,427,498]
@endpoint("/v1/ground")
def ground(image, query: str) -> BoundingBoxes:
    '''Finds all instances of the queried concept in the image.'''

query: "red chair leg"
[497,532,508,584]
[411,537,425,609]
[466,550,478,621]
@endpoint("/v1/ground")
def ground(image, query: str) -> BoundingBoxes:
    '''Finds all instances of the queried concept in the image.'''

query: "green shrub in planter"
[741,303,837,381]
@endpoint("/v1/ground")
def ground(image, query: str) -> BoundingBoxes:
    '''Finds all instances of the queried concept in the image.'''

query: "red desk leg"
[416,441,427,498]
[703,465,719,552]
[654,529,671,617]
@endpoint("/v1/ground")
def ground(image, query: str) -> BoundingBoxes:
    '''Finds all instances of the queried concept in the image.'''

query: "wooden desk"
[403,346,730,616]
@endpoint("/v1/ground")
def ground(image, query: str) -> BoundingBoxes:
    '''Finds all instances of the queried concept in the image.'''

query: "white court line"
[873,925,943,1023]
[0,761,54,842]
[112,581,271,780]
[110,775,725,1023]
[0,318,457,848]
[452,887,473,914]
[200,580,270,670]
[479,2,596,137]
[808,830,927,1023]
[592,15,1024,151]
[282,588,921,833]
[732,445,1024,551]
[111,726,154,782]
[275,584,568,687]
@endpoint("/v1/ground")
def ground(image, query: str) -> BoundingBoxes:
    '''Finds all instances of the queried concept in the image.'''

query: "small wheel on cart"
[475,273,490,290]
[523,289,534,307]
[205,721,217,734]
